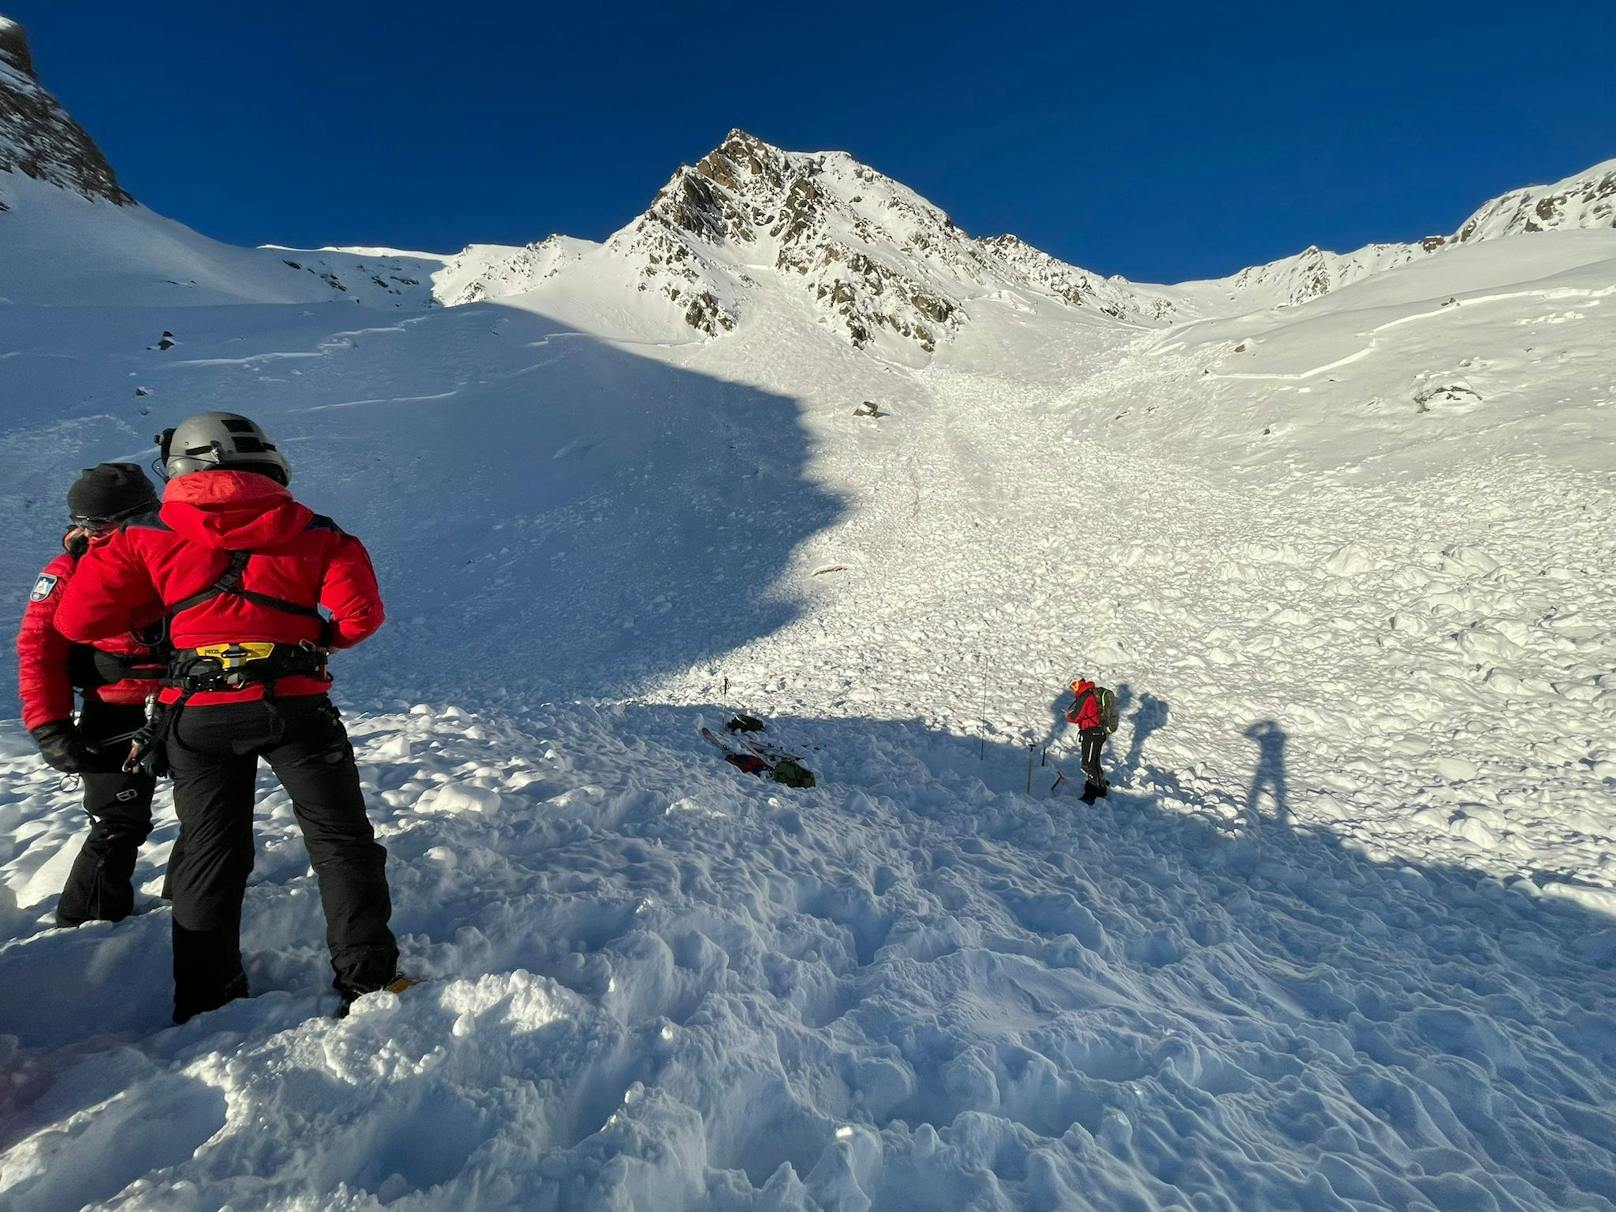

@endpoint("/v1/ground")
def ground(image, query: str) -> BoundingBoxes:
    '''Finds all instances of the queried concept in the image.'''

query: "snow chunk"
[418,782,503,815]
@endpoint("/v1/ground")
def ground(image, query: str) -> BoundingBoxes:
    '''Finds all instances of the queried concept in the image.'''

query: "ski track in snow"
[0,232,1614,1209]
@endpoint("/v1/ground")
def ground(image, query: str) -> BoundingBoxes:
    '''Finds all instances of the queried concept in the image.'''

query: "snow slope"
[0,172,443,308]
[1,29,1614,1207]
[1,222,1612,1207]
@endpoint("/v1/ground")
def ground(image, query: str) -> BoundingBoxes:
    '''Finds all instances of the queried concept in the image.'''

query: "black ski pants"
[56,699,158,927]
[164,694,397,1021]
[1079,727,1108,791]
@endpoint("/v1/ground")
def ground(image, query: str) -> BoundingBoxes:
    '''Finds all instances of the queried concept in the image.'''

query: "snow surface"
[0,172,443,309]
[1,132,1615,1209]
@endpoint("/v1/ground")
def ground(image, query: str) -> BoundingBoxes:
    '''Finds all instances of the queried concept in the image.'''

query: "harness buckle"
[192,641,277,671]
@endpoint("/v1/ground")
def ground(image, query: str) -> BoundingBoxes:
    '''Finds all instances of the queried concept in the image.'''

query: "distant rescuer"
[1066,677,1114,803]
[54,411,402,1022]
[18,463,167,926]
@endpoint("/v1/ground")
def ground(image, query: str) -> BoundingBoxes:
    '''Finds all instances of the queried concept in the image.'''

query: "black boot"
[174,971,250,1024]
[334,974,415,1019]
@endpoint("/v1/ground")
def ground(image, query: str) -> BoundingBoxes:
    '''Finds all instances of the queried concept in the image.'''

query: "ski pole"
[1025,741,1035,794]
[978,658,988,760]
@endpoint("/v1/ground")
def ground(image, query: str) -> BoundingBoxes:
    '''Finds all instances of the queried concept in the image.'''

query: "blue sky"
[10,0,1613,282]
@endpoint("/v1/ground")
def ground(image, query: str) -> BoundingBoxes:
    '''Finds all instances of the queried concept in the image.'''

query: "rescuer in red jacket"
[18,464,167,926]
[55,412,400,1022]
[1066,677,1111,802]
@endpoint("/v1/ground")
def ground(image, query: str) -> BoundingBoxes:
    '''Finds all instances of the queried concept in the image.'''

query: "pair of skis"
[701,725,798,767]
[700,722,813,785]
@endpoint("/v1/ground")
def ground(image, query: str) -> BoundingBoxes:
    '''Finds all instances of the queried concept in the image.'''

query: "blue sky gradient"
[10,0,1612,282]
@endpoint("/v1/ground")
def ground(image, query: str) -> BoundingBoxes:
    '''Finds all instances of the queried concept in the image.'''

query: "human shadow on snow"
[1121,689,1169,777]
[1242,719,1291,829]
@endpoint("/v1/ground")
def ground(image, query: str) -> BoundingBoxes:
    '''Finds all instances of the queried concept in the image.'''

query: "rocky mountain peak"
[1454,158,1616,243]
[0,15,134,207]
[600,130,1171,350]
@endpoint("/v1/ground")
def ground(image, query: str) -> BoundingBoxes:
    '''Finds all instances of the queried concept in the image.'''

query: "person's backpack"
[1070,684,1120,735]
[1096,686,1119,735]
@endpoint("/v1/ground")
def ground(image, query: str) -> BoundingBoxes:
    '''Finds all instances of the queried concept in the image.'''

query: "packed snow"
[1,95,1614,1211]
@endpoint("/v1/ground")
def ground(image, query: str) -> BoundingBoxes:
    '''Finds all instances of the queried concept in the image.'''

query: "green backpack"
[771,759,817,788]
[1073,685,1119,734]
[1096,686,1119,734]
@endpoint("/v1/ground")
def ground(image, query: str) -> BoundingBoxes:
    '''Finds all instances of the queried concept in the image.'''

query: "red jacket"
[17,543,162,731]
[54,471,384,706]
[1066,679,1103,730]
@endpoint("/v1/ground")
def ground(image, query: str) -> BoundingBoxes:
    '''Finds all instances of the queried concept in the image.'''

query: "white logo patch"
[29,574,58,603]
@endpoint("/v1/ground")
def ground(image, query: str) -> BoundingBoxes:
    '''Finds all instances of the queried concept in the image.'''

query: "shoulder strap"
[164,550,250,617]
[162,549,324,625]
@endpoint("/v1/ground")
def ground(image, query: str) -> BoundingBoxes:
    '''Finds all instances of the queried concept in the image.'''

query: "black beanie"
[66,462,159,521]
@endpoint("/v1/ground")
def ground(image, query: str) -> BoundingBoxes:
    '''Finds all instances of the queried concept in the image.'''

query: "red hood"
[1073,679,1095,695]
[160,471,313,551]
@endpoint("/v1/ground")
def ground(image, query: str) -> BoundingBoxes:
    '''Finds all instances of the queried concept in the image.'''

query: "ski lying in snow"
[705,721,803,764]
[730,729,803,765]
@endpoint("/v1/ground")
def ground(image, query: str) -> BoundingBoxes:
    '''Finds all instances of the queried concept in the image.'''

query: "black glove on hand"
[31,720,96,774]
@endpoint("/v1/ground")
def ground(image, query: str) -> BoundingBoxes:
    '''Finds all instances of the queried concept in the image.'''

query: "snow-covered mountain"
[1454,155,1616,242]
[2,16,1615,1210]
[405,133,1616,354]
[1172,158,1616,313]
[435,129,1180,358]
[1166,241,1430,311]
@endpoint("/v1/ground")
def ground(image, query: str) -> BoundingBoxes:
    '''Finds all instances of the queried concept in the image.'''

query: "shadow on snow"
[3,703,1612,1209]
[0,299,847,705]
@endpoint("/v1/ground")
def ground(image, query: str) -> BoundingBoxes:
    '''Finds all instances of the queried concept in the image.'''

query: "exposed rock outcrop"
[0,17,134,205]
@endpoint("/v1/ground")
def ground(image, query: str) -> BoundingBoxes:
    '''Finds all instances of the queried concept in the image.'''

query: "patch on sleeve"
[29,574,58,603]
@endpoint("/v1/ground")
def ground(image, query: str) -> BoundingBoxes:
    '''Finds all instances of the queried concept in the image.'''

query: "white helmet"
[158,411,290,483]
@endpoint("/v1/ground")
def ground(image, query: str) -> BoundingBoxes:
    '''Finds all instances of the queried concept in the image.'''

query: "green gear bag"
[771,759,816,788]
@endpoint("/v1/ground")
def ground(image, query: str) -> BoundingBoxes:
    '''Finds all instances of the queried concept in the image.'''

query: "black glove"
[31,720,96,774]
